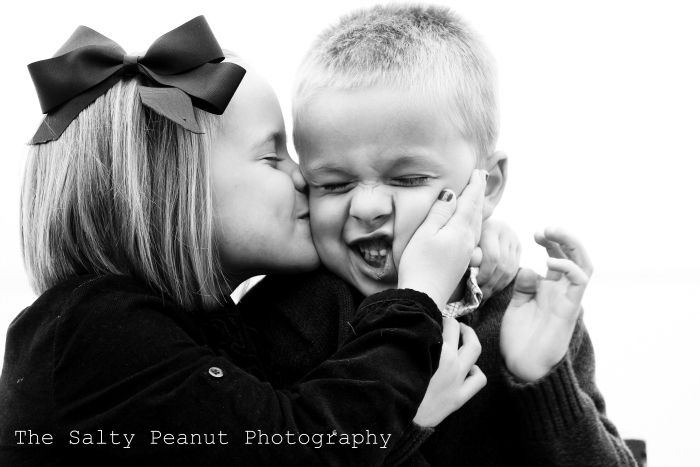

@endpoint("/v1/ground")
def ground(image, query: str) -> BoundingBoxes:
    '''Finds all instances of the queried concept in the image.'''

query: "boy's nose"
[349,185,392,228]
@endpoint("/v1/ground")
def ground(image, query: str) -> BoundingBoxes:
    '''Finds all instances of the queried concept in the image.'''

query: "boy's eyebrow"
[303,154,442,177]
[385,154,442,171]
[302,163,352,177]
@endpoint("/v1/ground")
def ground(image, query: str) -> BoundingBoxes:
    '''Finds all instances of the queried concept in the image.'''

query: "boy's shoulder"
[464,279,515,329]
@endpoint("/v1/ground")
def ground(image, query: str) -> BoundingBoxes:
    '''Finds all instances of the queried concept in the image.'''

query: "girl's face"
[211,69,319,279]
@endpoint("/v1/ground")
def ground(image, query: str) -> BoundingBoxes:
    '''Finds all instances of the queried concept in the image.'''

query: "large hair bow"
[28,16,245,144]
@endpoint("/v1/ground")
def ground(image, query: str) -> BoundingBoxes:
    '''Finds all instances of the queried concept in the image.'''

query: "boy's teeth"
[359,247,387,258]
[354,238,392,269]
[357,242,391,269]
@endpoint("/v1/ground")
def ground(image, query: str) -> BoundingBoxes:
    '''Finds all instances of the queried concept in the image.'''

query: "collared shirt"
[442,267,483,318]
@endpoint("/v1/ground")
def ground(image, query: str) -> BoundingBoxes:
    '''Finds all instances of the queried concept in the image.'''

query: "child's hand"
[399,170,488,310]
[413,318,486,427]
[471,218,521,301]
[500,228,593,382]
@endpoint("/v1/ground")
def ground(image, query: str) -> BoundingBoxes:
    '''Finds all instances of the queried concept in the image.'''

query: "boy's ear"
[483,150,507,218]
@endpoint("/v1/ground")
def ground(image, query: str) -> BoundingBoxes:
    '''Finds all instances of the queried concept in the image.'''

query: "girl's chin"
[221,252,320,281]
[272,253,321,274]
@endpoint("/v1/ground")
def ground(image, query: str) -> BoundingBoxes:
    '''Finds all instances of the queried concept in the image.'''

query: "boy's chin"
[352,277,397,298]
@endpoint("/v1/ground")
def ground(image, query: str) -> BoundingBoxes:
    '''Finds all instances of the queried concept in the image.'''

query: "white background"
[1,1,699,464]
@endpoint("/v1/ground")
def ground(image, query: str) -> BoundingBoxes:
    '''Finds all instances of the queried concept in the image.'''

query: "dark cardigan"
[0,274,444,466]
[239,268,638,467]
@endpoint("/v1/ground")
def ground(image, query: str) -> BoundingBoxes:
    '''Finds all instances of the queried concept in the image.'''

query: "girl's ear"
[482,150,507,218]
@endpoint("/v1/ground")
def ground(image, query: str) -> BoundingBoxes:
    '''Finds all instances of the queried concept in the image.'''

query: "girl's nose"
[291,166,308,194]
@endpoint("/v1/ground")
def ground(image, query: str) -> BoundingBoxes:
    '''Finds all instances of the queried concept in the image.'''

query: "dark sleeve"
[52,285,443,466]
[504,319,638,467]
[382,423,434,467]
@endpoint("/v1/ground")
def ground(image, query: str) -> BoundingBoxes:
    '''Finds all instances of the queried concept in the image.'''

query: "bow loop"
[29,44,124,113]
[54,25,124,57]
[140,16,225,75]
[28,16,245,144]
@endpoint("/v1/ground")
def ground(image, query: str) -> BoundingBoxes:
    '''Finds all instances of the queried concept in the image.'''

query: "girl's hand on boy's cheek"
[399,170,488,310]
[475,218,521,301]
[500,228,592,382]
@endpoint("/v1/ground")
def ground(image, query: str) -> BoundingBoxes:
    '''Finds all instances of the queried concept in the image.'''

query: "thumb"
[417,189,457,235]
[470,246,483,268]
[510,268,540,306]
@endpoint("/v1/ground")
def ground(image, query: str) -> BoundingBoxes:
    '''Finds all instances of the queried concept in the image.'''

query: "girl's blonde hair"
[21,78,229,310]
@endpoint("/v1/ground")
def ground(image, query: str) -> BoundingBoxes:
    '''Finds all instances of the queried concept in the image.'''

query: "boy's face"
[297,87,479,297]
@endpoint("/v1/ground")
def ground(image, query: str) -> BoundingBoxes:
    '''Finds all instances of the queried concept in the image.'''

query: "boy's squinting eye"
[391,176,431,187]
[318,181,355,193]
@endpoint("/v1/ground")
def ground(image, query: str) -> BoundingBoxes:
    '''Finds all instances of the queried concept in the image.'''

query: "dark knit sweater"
[239,268,638,467]
[0,274,444,466]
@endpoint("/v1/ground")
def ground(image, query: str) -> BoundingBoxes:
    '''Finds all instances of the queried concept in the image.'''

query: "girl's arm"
[45,277,441,465]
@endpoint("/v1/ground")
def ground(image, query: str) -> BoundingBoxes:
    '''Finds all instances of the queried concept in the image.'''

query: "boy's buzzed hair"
[294,3,498,159]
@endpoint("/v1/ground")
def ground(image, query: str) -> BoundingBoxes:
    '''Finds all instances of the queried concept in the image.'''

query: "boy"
[241,4,636,466]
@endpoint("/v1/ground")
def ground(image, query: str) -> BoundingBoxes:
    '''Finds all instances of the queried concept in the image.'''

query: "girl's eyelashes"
[261,153,282,167]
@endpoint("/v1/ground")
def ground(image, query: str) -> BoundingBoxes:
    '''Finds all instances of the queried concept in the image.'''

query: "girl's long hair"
[21,78,229,310]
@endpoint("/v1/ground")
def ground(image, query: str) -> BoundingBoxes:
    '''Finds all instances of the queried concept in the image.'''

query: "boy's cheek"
[310,230,346,277]
[309,198,347,259]
[394,188,440,238]
[309,197,339,232]
[392,191,440,263]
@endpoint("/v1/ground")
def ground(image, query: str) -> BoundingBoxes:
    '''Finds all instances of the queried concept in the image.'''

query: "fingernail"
[438,189,454,202]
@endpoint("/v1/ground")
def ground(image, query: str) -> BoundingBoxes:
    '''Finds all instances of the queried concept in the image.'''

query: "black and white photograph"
[0,1,697,465]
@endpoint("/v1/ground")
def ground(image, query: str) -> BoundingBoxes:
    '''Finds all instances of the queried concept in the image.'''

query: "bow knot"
[28,16,246,144]
[122,55,140,77]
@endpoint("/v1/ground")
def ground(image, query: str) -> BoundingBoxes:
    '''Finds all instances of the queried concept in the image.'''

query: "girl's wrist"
[397,281,446,311]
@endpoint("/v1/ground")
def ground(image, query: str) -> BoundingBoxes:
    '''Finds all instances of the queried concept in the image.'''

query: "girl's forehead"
[218,71,285,152]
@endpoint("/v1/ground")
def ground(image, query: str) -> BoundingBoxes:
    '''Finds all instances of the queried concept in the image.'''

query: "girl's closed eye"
[261,153,282,168]
[392,176,431,187]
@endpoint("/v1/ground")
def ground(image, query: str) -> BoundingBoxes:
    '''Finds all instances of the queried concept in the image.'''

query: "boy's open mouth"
[350,236,395,280]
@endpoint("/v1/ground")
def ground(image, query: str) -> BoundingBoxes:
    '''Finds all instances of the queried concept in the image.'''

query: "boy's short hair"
[21,78,228,311]
[293,3,498,159]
